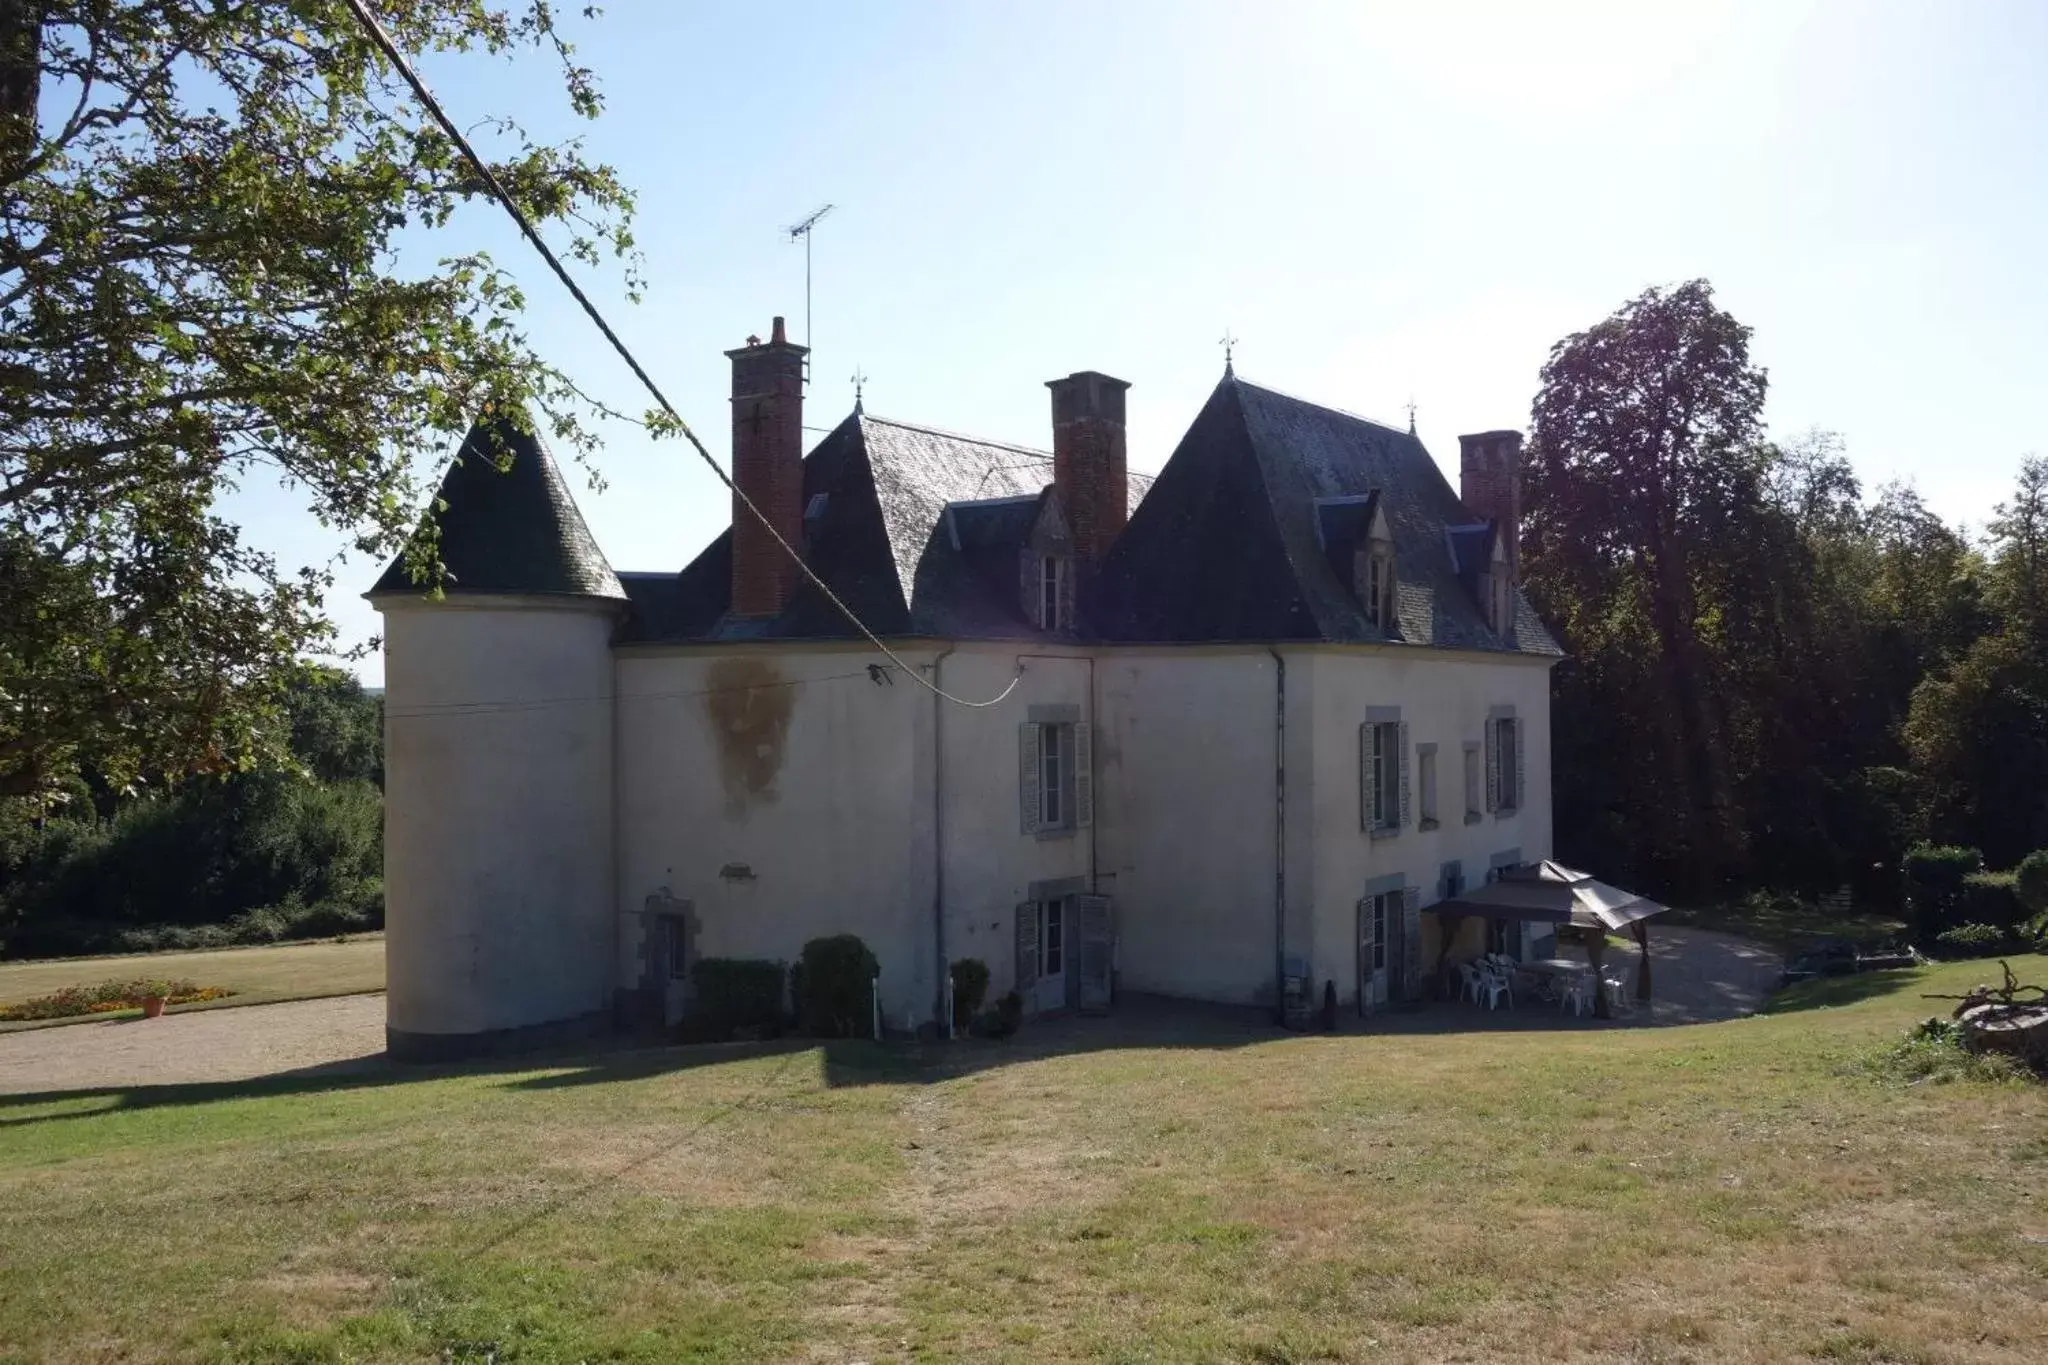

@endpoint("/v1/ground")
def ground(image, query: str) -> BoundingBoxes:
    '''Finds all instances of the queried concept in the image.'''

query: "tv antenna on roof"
[784,202,835,384]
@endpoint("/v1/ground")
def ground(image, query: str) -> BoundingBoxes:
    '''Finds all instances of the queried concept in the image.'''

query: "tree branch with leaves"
[0,0,637,799]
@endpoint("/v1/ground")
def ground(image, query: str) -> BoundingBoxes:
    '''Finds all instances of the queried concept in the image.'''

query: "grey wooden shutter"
[1485,720,1500,814]
[1512,718,1526,813]
[1356,898,1375,1014]
[1397,722,1412,830]
[1072,722,1094,829]
[1015,902,1038,996]
[1359,723,1376,830]
[1020,549,1039,626]
[1019,722,1043,833]
[1057,557,1077,633]
[1075,894,1113,1011]
[1402,887,1424,1001]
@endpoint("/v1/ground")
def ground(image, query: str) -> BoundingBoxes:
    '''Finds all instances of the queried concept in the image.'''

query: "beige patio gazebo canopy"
[1430,861,1670,1017]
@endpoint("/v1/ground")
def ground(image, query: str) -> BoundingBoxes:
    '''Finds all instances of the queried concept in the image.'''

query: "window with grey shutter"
[1015,902,1038,995]
[1484,722,1500,814]
[1355,897,1375,1014]
[1401,886,1423,1001]
[1057,557,1077,634]
[1076,894,1112,1011]
[1072,722,1093,829]
[1019,722,1043,834]
[1396,721,1411,829]
[1512,717,1526,813]
[1358,723,1377,832]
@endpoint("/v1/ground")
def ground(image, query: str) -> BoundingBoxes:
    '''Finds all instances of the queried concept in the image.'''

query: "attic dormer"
[1315,492,1398,637]
[1021,489,1076,633]
[1484,527,1513,637]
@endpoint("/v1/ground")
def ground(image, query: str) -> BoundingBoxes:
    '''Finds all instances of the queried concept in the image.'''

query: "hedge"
[791,935,879,1038]
[688,958,786,1040]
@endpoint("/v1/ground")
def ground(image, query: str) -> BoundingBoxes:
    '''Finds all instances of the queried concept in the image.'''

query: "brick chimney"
[726,317,808,617]
[1458,430,1524,577]
[1046,370,1132,568]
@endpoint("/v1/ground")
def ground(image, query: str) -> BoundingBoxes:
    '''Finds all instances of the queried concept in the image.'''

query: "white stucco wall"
[613,641,1098,1027]
[1303,646,1556,1007]
[379,597,619,1041]
[1095,649,1285,1005]
[932,646,1094,1003]
[614,643,935,1027]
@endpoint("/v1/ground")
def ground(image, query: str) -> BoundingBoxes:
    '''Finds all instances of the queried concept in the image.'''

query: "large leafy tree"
[1,1,635,799]
[1524,280,1769,890]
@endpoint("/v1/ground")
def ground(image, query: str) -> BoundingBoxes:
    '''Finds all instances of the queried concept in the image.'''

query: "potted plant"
[138,981,169,1019]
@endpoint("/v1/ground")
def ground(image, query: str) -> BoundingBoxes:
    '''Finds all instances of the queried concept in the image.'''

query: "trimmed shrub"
[949,958,990,1033]
[1934,923,2009,957]
[1903,844,1983,942]
[1960,871,2023,931]
[791,935,879,1038]
[689,958,786,1040]
[995,989,1024,1037]
[2017,850,2048,918]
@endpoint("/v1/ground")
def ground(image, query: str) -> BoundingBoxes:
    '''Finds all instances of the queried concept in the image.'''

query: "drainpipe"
[1268,645,1286,1025]
[931,644,956,1036]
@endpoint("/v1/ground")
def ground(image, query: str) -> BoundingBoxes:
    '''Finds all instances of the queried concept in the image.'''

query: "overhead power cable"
[340,0,1021,709]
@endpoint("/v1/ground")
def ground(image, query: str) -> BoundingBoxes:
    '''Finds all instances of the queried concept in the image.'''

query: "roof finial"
[851,366,867,413]
[1220,327,1238,377]
[1403,394,1418,435]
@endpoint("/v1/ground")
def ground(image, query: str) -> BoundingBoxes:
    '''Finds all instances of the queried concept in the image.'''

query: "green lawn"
[0,936,384,1030]
[2,958,2045,1363]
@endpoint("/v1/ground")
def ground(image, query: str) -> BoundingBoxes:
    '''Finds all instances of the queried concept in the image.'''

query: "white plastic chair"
[1458,961,1483,1004]
[1560,975,1594,1016]
[1478,966,1513,1011]
[1603,976,1630,1014]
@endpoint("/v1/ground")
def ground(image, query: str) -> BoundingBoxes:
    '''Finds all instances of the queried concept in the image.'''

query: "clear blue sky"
[262,0,2047,685]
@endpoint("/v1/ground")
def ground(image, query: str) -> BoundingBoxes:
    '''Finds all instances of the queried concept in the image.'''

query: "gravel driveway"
[0,993,388,1096]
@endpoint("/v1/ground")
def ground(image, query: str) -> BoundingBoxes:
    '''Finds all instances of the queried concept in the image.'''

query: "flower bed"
[0,978,234,1022]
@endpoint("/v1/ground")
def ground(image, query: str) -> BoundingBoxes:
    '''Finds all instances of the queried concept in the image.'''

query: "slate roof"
[1086,376,1560,654]
[617,413,1151,643]
[369,418,625,602]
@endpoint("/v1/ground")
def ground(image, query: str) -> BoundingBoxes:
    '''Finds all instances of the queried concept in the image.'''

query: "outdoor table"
[1519,958,1591,1001]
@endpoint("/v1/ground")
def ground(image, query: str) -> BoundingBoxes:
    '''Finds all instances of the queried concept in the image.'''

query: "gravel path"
[1631,924,1786,1023]
[0,993,389,1096]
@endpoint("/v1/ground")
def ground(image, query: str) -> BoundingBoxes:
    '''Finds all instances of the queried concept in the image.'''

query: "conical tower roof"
[369,417,625,601]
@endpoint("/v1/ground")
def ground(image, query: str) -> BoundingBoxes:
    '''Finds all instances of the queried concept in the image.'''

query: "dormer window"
[1361,545,1395,628]
[1039,554,1069,632]
[1486,532,1513,636]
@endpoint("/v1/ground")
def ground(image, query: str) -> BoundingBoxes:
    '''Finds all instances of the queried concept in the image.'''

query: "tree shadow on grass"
[0,987,1728,1129]
[1760,968,1924,1015]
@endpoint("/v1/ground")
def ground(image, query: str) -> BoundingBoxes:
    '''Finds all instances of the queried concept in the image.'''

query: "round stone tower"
[368,417,626,1060]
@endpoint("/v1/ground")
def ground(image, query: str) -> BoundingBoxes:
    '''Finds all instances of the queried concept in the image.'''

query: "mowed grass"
[2,959,2046,1363]
[0,936,384,1030]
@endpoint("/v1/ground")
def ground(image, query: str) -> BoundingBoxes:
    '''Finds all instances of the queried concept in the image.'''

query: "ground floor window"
[1041,898,1064,978]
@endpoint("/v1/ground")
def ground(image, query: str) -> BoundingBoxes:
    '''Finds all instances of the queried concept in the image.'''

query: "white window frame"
[1370,892,1391,972]
[1039,554,1067,631]
[1039,722,1064,828]
[1367,721,1398,831]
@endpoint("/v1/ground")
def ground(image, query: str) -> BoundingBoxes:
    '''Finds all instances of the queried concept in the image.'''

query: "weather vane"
[851,366,868,412]
[1403,395,1418,434]
[1220,328,1238,375]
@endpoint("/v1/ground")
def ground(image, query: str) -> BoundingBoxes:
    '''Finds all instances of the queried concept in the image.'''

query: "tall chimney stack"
[1458,430,1524,578]
[1046,370,1132,568]
[727,316,808,617]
